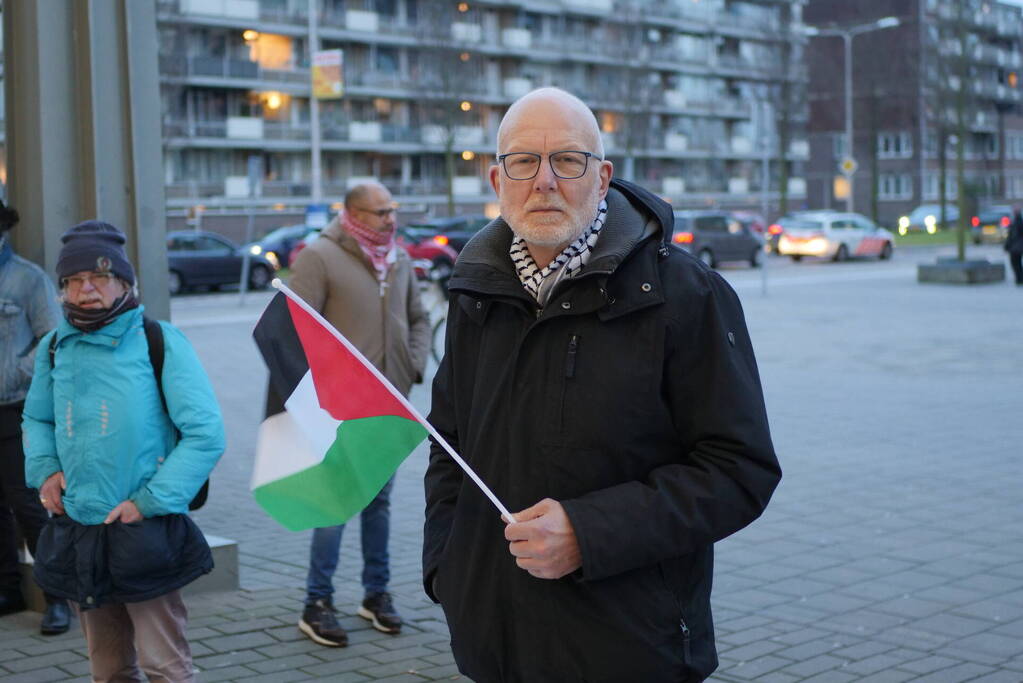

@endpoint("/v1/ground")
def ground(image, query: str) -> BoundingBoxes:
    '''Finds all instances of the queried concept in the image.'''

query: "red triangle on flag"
[286,297,417,422]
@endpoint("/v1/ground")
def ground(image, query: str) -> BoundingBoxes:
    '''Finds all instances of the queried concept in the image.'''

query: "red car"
[397,228,459,284]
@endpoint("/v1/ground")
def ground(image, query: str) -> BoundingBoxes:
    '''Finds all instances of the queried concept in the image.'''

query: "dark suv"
[671,211,765,268]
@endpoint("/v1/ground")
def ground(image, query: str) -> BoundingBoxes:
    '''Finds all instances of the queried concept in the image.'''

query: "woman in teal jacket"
[21,220,225,683]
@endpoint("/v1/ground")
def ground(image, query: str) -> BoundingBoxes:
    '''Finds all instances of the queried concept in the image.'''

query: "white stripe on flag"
[251,370,341,490]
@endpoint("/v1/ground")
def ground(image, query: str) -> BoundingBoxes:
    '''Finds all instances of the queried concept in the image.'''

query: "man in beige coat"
[289,181,430,647]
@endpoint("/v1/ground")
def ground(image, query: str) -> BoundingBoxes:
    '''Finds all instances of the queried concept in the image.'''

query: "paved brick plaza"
[2,245,1021,682]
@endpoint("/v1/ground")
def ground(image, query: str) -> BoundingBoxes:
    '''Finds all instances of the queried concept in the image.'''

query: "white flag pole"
[270,279,517,522]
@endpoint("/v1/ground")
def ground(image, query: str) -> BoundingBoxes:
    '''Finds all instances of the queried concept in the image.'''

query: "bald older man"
[289,181,430,647]
[423,88,781,681]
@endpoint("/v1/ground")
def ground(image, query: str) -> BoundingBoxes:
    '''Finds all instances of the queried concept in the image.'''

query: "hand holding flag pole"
[268,279,516,523]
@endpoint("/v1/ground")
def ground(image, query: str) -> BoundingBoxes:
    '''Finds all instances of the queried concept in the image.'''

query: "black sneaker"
[299,599,348,647]
[358,591,402,634]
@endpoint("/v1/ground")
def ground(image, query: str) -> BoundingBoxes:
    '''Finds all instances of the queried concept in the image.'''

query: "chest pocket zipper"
[557,334,580,432]
[565,334,579,378]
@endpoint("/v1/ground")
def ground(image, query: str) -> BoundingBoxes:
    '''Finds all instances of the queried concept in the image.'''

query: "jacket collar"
[450,178,671,300]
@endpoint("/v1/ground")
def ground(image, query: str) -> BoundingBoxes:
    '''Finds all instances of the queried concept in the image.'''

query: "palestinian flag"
[251,289,427,531]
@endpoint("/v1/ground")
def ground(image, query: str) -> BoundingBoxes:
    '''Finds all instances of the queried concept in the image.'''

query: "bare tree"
[411,3,486,216]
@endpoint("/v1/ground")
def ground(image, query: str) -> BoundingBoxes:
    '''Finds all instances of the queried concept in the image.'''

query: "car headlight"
[249,245,263,255]
[898,216,909,229]
[265,251,280,270]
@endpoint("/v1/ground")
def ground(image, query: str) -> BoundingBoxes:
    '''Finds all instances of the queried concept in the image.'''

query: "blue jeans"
[305,477,393,605]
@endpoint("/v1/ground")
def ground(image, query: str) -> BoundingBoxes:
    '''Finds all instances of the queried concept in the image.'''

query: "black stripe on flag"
[253,292,310,418]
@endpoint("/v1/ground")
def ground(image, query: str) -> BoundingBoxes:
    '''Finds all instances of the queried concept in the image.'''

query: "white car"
[897,204,958,235]
[776,212,894,262]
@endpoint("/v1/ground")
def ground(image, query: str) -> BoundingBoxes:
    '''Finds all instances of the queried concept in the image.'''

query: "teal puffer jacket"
[22,306,225,525]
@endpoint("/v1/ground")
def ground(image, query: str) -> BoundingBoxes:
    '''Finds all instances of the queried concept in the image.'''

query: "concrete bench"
[18,534,238,611]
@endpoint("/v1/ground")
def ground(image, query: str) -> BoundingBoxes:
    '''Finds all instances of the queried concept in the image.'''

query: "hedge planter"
[917,258,1006,285]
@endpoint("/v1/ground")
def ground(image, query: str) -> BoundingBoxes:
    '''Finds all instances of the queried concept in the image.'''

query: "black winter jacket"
[424,180,781,682]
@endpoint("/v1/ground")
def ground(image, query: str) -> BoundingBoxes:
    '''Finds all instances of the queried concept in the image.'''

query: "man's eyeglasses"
[352,205,397,218]
[61,272,115,291]
[497,151,599,180]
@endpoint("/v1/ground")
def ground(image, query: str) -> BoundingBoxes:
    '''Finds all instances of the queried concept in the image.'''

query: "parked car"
[287,228,322,267]
[776,212,893,262]
[404,215,492,253]
[971,205,1013,244]
[396,228,460,284]
[245,224,312,270]
[897,204,959,235]
[167,230,277,295]
[671,211,765,268]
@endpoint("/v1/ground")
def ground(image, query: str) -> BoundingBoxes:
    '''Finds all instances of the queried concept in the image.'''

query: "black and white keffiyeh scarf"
[510,199,607,305]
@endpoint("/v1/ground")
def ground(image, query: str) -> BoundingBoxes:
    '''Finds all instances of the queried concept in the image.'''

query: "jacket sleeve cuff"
[26,457,61,491]
[130,488,161,518]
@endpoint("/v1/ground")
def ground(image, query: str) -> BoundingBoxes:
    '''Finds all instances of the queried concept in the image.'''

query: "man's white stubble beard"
[507,187,602,250]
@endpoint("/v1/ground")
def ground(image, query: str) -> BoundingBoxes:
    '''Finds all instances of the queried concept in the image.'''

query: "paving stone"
[1,649,85,673]
[900,655,962,674]
[0,667,69,683]
[58,659,93,677]
[200,664,265,682]
[356,657,436,678]
[780,653,847,677]
[245,653,323,674]
[193,648,268,670]
[210,617,285,635]
[200,631,279,653]
[910,662,997,682]
[718,655,793,680]
[853,671,917,683]
[299,656,378,677]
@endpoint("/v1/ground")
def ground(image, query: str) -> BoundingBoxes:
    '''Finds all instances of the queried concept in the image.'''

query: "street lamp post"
[806,16,901,213]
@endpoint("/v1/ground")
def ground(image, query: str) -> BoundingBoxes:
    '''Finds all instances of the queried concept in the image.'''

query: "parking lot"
[1,244,1021,682]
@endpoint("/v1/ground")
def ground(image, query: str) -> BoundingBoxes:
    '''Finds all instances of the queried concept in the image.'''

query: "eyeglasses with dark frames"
[60,272,116,291]
[497,151,599,180]
[352,205,397,218]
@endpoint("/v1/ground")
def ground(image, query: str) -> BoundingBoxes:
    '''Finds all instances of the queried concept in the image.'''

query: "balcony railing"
[160,54,308,85]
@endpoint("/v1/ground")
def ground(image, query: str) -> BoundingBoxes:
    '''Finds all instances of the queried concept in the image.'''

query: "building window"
[1010,175,1023,198]
[923,172,959,200]
[879,173,913,200]
[877,131,913,159]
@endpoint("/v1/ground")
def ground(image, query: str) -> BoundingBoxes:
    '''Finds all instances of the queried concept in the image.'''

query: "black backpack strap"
[48,332,58,369]
[142,317,169,415]
[142,316,208,511]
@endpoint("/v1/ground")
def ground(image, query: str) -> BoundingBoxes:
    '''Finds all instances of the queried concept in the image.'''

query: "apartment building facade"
[805,0,1023,228]
[0,1,809,234]
[153,0,808,231]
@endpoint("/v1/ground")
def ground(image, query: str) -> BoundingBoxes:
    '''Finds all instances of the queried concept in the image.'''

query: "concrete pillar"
[3,0,169,319]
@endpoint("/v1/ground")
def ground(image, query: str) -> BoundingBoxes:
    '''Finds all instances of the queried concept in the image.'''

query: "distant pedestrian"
[288,181,430,647]
[1006,204,1023,285]
[0,199,69,635]
[22,220,225,681]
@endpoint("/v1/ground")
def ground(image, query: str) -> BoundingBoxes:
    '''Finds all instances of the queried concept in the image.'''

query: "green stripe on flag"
[253,415,427,531]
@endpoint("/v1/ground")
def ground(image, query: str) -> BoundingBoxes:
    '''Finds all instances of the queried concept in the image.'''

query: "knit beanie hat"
[56,220,136,285]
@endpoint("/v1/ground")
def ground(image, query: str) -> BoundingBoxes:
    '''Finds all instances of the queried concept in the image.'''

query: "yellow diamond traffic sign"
[839,157,858,176]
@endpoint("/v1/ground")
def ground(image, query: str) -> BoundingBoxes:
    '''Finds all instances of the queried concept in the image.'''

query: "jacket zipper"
[557,334,579,431]
[659,563,692,664]
[679,615,691,663]
[564,334,579,378]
